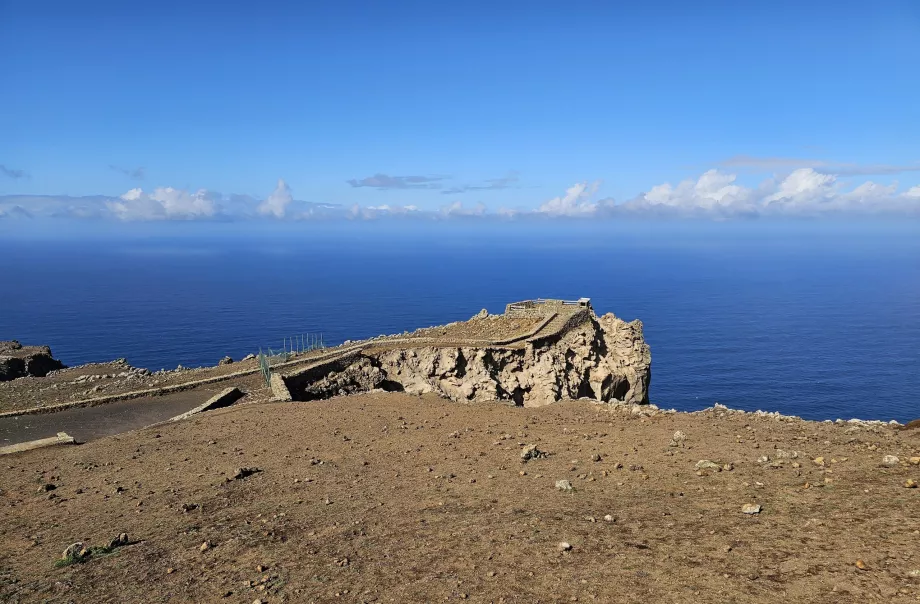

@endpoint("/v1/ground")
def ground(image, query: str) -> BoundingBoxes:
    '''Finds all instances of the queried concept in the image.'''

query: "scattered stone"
[256,564,267,572]
[232,467,262,481]
[909,457,920,466]
[591,453,602,462]
[756,455,770,463]
[557,541,572,552]
[555,479,573,492]
[908,569,920,578]
[62,542,85,560]
[166,567,175,574]
[603,514,615,522]
[882,455,900,467]
[695,460,721,471]
[856,559,867,571]
[218,356,233,365]
[520,444,547,461]
[39,483,56,493]
[200,541,212,552]
[741,503,762,515]
[181,502,199,513]
[241,354,256,362]
[904,479,917,489]
[668,431,686,447]
[813,457,825,466]
[108,533,129,548]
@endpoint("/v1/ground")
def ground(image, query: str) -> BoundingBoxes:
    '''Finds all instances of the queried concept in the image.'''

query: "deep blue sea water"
[1,220,918,422]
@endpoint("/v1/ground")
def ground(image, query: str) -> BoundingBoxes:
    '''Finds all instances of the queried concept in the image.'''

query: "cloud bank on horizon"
[2,166,919,222]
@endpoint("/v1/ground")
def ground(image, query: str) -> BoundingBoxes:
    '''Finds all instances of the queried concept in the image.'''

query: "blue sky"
[2,0,919,220]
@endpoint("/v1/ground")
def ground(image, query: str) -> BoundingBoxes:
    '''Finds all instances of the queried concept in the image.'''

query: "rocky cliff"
[290,311,651,407]
[0,341,66,382]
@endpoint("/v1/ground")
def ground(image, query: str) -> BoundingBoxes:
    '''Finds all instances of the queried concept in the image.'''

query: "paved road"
[0,388,220,446]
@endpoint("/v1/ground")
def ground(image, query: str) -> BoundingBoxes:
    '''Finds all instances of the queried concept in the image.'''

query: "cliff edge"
[0,341,66,382]
[289,306,651,408]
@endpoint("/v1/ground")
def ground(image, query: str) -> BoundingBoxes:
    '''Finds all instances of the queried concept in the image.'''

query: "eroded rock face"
[0,341,66,382]
[291,312,651,407]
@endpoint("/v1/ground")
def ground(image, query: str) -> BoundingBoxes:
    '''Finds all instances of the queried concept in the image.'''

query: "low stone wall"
[269,373,292,402]
[0,432,75,456]
[167,387,244,422]
[0,346,365,419]
[493,313,557,345]
[528,309,592,348]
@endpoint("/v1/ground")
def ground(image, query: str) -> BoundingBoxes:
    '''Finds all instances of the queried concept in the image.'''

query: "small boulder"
[668,431,686,447]
[232,467,262,480]
[695,460,721,471]
[882,455,900,467]
[521,445,547,461]
[555,479,573,492]
[218,356,233,365]
[904,479,918,489]
[109,533,129,548]
[62,542,86,560]
[741,503,762,515]
[557,542,572,552]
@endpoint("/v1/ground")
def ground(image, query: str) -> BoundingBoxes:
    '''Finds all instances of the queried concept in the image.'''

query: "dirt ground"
[1,394,918,603]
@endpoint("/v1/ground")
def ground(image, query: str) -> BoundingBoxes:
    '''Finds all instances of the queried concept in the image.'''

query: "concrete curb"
[0,431,75,456]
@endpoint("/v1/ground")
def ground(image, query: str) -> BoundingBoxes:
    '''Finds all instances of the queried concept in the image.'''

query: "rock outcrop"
[287,311,651,407]
[0,341,66,382]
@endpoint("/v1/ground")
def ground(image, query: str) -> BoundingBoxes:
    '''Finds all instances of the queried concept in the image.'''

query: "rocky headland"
[0,341,65,382]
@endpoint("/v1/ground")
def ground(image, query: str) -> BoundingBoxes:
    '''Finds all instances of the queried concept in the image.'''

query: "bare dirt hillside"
[1,394,918,603]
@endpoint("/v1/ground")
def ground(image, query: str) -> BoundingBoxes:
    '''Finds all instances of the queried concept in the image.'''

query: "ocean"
[1,220,918,422]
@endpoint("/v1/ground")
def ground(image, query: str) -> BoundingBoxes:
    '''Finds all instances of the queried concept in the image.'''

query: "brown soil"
[1,394,918,603]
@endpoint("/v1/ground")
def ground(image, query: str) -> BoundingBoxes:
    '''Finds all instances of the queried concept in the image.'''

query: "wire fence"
[257,333,327,387]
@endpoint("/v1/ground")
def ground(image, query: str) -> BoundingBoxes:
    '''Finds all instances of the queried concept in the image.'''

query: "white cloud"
[107,187,216,220]
[620,168,920,217]
[257,178,293,218]
[441,201,486,217]
[537,181,602,216]
[641,170,750,210]
[903,185,920,199]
